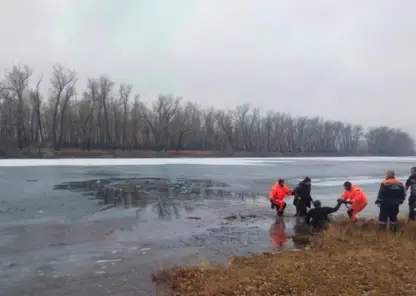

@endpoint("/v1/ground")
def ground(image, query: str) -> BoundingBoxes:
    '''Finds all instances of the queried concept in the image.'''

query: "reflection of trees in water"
[135,197,148,209]
[184,204,194,213]
[233,192,264,203]
[152,199,181,220]
[134,191,198,220]
[134,197,149,219]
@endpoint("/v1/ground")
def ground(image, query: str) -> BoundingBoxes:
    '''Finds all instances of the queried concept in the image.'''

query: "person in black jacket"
[405,167,416,221]
[293,177,313,218]
[305,199,343,231]
[375,170,405,232]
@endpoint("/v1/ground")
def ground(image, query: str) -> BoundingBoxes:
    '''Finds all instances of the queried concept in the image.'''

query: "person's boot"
[277,211,284,217]
[409,204,416,221]
[390,223,397,233]
[347,209,353,219]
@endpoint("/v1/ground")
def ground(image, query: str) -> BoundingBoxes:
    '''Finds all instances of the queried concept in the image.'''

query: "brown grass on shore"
[153,218,416,296]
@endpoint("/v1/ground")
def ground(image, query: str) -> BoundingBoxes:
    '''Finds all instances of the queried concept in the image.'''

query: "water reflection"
[134,199,184,221]
[152,200,181,220]
[292,218,312,249]
[53,177,266,212]
[184,204,195,214]
[269,217,288,248]
[269,217,313,249]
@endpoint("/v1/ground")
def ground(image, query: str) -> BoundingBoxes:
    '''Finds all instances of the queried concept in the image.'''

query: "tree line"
[0,64,414,156]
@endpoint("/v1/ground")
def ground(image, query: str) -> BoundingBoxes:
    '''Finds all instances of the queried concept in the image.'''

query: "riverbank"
[154,218,416,296]
[0,148,398,159]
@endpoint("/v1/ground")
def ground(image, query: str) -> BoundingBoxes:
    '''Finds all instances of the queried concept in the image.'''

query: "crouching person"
[340,181,368,222]
[269,179,293,216]
[305,199,343,232]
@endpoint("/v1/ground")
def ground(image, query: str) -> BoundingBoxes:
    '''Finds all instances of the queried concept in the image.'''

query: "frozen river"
[0,156,414,295]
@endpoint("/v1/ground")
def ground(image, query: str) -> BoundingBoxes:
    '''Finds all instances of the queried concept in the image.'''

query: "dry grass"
[153,218,416,296]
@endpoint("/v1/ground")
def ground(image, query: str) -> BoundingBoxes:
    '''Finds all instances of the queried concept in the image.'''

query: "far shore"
[0,148,413,159]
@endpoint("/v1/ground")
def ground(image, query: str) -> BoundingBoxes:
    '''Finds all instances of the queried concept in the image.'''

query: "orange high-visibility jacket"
[269,183,293,202]
[340,185,368,204]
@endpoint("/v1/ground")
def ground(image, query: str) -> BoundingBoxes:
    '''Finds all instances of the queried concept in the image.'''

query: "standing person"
[293,177,313,218]
[375,170,406,232]
[269,179,293,216]
[340,181,368,222]
[405,167,416,221]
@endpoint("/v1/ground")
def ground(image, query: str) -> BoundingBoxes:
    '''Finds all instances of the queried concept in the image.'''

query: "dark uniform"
[405,168,416,221]
[376,176,405,231]
[293,177,313,218]
[305,200,343,231]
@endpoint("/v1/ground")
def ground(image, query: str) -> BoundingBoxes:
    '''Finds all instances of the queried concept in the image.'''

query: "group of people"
[269,167,416,231]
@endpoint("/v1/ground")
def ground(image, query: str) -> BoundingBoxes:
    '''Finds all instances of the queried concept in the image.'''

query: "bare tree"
[0,63,414,157]
[49,64,77,149]
[119,84,132,149]
[28,75,44,143]
[366,127,414,156]
[98,76,114,147]
[1,65,33,148]
[215,110,236,152]
[143,95,181,151]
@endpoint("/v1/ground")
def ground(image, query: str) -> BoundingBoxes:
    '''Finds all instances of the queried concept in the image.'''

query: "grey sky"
[1,0,415,132]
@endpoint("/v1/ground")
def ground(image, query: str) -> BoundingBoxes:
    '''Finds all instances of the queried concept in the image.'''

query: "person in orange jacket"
[269,179,293,216]
[339,181,368,222]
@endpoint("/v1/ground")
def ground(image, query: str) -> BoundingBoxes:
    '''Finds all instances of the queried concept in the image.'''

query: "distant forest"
[0,64,414,157]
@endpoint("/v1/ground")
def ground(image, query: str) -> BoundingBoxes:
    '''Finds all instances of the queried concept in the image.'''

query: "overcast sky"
[1,0,415,132]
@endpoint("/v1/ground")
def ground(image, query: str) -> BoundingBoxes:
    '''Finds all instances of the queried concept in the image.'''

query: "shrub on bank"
[153,218,416,296]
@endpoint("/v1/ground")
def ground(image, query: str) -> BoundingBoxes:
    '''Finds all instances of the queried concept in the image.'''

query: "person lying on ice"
[269,179,293,216]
